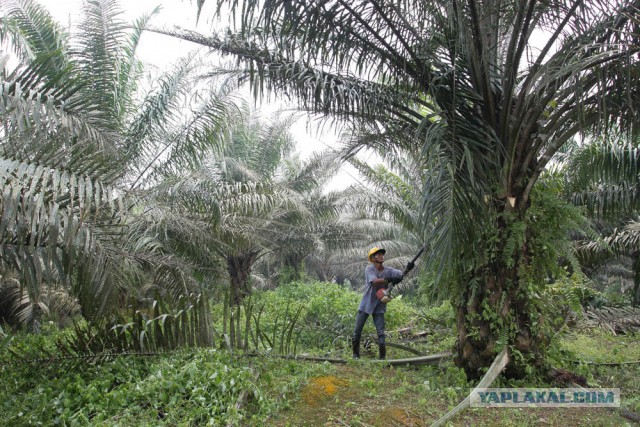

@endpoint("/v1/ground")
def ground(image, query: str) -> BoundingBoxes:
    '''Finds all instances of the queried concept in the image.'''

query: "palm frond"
[188,0,640,191]
[73,0,129,130]
[127,63,240,188]
[567,135,640,217]
[583,305,640,334]
[149,26,427,125]
[0,157,127,316]
[0,0,69,69]
[0,13,120,174]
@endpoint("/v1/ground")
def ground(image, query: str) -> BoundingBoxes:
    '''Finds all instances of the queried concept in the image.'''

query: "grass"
[1,314,638,425]
[559,329,640,415]
[263,360,636,426]
[561,328,640,364]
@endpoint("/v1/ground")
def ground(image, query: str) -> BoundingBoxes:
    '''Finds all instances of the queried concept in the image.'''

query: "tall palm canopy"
[177,0,640,377]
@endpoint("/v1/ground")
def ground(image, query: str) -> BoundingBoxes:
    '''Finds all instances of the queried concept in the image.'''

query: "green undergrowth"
[0,343,330,426]
[1,282,638,426]
[211,281,421,356]
[2,331,638,426]
[560,329,640,364]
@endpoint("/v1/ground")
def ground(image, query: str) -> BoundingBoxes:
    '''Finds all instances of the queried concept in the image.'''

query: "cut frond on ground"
[582,306,640,335]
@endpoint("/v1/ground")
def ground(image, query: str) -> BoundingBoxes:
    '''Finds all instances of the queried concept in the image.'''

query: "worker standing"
[351,247,404,360]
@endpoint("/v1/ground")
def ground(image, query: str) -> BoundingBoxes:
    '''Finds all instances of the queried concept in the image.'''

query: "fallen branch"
[257,354,348,364]
[385,342,426,356]
[583,306,640,334]
[620,409,640,423]
[380,351,453,366]
[1,351,165,367]
[245,351,453,366]
[430,348,510,427]
[394,327,432,338]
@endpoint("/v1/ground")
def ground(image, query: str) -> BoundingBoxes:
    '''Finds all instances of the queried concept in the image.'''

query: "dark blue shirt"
[358,264,403,314]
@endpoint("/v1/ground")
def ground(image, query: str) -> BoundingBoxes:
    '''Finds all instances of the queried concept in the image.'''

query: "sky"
[39,0,358,188]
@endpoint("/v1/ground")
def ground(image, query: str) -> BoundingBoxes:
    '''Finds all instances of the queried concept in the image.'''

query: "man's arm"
[365,267,389,289]
[371,278,388,288]
[385,268,404,284]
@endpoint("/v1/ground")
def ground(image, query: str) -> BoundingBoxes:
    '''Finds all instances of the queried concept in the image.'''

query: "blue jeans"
[353,310,385,345]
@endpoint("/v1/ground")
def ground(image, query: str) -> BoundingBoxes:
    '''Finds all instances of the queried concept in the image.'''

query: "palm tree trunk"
[227,252,258,306]
[28,302,43,333]
[235,305,242,349]
[222,286,229,338]
[225,251,259,349]
[229,303,236,350]
[455,202,547,379]
[456,272,544,379]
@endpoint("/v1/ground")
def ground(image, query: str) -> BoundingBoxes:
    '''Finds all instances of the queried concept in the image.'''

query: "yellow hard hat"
[367,247,386,261]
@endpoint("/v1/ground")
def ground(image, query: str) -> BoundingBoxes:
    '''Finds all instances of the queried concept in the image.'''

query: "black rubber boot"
[378,344,386,360]
[352,339,360,359]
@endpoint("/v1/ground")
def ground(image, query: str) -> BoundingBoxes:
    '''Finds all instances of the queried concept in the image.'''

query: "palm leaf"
[583,306,640,334]
[0,0,69,70]
[0,157,126,316]
[567,136,640,217]
[74,0,129,130]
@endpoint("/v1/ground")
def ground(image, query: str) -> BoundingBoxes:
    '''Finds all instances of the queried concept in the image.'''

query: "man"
[352,247,404,360]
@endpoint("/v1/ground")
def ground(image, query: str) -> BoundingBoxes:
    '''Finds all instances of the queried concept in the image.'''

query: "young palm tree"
[0,0,144,327]
[156,105,310,348]
[253,149,365,286]
[174,0,640,376]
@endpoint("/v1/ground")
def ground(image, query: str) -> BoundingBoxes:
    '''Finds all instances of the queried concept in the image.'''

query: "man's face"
[373,252,385,262]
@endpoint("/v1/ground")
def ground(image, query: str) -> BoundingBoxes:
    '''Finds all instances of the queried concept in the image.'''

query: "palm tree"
[171,0,640,377]
[0,0,142,327]
[0,0,236,329]
[252,149,365,286]
[157,105,324,348]
[576,223,640,306]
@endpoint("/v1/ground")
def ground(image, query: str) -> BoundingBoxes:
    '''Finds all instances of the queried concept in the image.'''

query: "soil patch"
[374,405,425,426]
[301,375,350,406]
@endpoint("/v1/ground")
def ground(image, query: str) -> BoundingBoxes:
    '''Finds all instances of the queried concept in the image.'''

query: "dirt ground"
[265,363,632,427]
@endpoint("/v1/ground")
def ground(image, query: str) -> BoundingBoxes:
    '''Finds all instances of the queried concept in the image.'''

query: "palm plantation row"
[1,0,639,379]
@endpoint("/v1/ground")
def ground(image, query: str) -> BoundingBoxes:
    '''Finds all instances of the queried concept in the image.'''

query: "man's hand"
[405,261,415,272]
[389,275,403,285]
